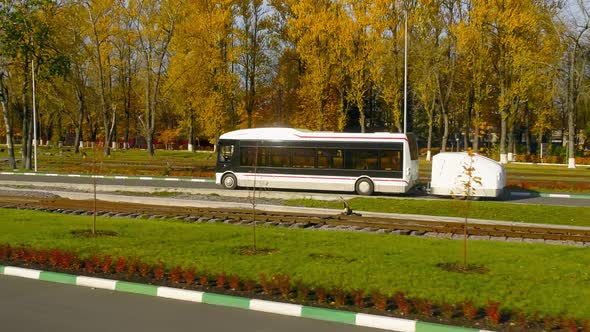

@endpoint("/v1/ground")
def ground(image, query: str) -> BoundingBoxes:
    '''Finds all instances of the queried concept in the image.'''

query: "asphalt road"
[0,173,588,207]
[0,275,377,332]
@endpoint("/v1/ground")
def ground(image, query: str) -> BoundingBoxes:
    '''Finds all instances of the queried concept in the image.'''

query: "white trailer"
[430,152,506,198]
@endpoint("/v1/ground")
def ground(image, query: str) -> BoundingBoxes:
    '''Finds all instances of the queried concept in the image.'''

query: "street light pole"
[403,10,408,134]
[32,59,38,172]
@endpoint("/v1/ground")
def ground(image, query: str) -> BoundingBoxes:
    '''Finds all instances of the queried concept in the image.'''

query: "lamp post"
[403,10,408,134]
[32,60,37,172]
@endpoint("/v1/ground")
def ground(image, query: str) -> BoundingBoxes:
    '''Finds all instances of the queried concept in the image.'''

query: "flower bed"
[1,243,587,332]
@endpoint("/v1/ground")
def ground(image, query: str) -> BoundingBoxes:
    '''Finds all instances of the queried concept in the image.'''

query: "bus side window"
[219,144,234,162]
[318,149,343,169]
[349,150,378,170]
[380,150,401,171]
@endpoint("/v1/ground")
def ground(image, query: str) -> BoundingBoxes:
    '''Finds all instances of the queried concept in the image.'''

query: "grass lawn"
[0,145,216,177]
[286,197,590,227]
[0,208,589,318]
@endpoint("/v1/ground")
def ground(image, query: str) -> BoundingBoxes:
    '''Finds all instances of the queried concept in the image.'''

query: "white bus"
[215,128,419,195]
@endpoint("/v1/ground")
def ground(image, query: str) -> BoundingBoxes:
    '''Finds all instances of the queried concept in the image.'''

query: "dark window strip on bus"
[239,147,402,172]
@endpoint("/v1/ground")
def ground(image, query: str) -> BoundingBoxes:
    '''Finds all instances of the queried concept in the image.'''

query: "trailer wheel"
[355,178,374,196]
[221,173,237,190]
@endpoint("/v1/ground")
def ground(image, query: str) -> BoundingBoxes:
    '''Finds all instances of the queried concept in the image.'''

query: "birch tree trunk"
[0,74,17,169]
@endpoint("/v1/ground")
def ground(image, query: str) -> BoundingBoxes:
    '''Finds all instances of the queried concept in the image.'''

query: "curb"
[2,170,588,201]
[508,191,590,200]
[0,264,493,332]
[0,171,215,184]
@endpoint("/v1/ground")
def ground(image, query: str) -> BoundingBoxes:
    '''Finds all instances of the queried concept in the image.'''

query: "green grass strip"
[0,265,4,274]
[301,306,356,325]
[39,271,77,285]
[1,209,588,318]
[286,197,590,227]
[202,293,250,309]
[115,281,158,296]
[416,321,478,332]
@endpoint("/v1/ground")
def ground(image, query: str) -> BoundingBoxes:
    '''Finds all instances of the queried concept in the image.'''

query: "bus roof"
[219,128,410,142]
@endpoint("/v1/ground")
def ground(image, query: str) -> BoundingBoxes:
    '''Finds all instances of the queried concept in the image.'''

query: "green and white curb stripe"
[39,271,77,285]
[76,276,117,290]
[0,171,215,183]
[250,299,301,317]
[0,265,493,331]
[3,171,588,200]
[4,266,41,279]
[508,191,590,200]
[356,313,416,331]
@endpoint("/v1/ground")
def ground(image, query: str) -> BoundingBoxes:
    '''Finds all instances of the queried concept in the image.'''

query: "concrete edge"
[508,191,590,200]
[1,170,588,200]
[0,264,493,332]
[0,171,215,183]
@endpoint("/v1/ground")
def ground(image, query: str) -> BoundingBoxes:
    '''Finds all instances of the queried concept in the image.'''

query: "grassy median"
[286,197,590,227]
[0,208,588,318]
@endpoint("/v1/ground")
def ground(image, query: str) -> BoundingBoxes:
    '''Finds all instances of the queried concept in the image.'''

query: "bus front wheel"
[355,178,374,196]
[222,174,238,190]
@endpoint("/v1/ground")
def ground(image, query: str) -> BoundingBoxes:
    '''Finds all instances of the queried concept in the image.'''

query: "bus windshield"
[218,142,235,163]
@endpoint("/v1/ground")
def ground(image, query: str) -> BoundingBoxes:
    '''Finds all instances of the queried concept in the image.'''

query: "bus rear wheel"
[222,174,237,190]
[355,178,374,196]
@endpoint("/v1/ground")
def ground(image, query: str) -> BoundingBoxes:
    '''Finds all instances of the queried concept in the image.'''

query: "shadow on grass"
[233,246,277,256]
[436,262,489,275]
[70,230,118,237]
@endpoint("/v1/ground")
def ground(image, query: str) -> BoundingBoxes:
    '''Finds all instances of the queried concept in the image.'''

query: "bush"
[169,266,182,283]
[463,300,478,320]
[371,292,387,311]
[114,257,126,274]
[485,301,501,324]
[352,289,365,308]
[394,292,412,315]
[183,268,196,285]
[199,274,209,287]
[419,147,441,156]
[153,262,165,281]
[101,256,113,274]
[415,299,433,317]
[315,287,327,304]
[216,272,226,289]
[228,275,240,290]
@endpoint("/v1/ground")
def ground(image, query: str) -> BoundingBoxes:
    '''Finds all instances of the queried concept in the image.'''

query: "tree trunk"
[426,111,433,161]
[0,75,16,169]
[567,48,577,168]
[500,111,507,164]
[425,96,435,160]
[188,111,194,152]
[359,104,365,133]
[147,130,154,156]
[124,105,130,149]
[465,90,473,151]
[524,107,531,155]
[568,107,576,168]
[21,61,31,169]
[472,108,480,154]
[318,99,325,131]
[441,112,449,152]
[1,102,16,169]
[74,88,85,154]
[507,122,514,162]
[123,49,132,150]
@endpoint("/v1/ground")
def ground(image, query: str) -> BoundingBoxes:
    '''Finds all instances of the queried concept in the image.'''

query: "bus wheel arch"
[355,177,374,196]
[221,173,238,190]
